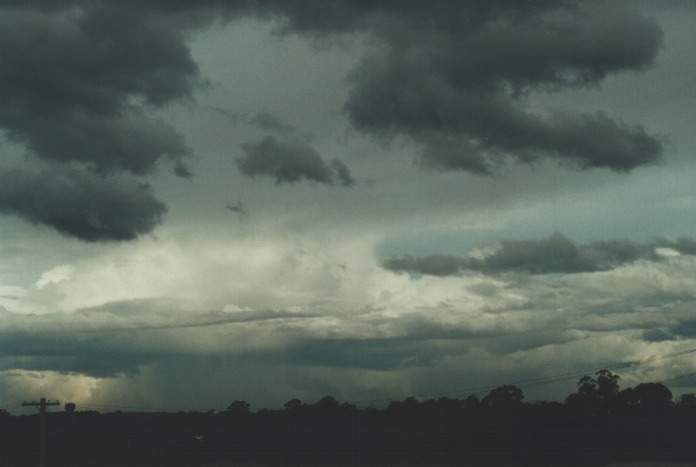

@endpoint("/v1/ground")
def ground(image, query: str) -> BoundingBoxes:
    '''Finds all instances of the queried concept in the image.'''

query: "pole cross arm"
[22,398,61,410]
[20,398,60,467]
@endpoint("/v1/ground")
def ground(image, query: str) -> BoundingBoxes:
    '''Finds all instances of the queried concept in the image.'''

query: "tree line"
[2,370,696,466]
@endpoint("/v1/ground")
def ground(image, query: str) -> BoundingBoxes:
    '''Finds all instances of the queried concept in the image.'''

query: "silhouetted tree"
[386,397,420,414]
[619,386,636,406]
[595,369,620,400]
[482,385,524,409]
[433,397,463,412]
[283,398,303,411]
[313,395,340,411]
[577,375,597,396]
[4,372,696,466]
[627,383,672,409]
[64,402,76,413]
[462,394,480,410]
[566,369,620,410]
[227,400,251,414]
[677,393,696,406]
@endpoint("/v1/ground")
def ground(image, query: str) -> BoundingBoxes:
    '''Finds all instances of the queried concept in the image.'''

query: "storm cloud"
[0,3,196,175]
[383,233,696,277]
[0,0,694,414]
[0,1,203,240]
[237,136,355,186]
[2,0,663,178]
[0,169,166,241]
[340,1,664,173]
[157,0,665,173]
[0,0,667,240]
[167,0,664,177]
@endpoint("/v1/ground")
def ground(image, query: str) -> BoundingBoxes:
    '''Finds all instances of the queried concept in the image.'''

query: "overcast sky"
[1,0,696,413]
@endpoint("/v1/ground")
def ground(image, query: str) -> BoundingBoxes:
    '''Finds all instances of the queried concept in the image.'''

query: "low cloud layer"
[238,136,355,186]
[1,223,696,410]
[383,233,696,276]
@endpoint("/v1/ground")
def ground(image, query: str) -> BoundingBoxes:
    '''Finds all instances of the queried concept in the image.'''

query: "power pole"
[22,398,60,467]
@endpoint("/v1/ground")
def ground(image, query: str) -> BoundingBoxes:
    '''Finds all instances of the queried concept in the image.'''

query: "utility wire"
[5,347,695,413]
[356,345,696,406]
[76,402,206,413]
[0,401,26,411]
[659,371,696,384]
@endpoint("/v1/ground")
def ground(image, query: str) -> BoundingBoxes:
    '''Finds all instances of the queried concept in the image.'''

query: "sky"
[1,0,696,413]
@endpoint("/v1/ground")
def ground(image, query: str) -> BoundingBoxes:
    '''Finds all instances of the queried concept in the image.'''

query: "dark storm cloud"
[33,0,662,176]
[0,3,196,175]
[16,111,190,176]
[383,233,696,277]
[1,0,663,178]
[339,1,665,174]
[0,0,665,241]
[0,169,166,241]
[160,0,663,174]
[182,0,665,174]
[237,136,355,186]
[0,1,206,240]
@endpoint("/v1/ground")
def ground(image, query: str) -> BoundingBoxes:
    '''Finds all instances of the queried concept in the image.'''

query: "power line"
[355,345,696,406]
[76,402,201,413]
[5,347,694,414]
[659,371,696,384]
[0,401,26,411]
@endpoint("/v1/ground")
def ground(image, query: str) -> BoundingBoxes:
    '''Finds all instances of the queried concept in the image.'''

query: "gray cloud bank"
[0,302,315,377]
[0,1,665,240]
[383,233,696,276]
